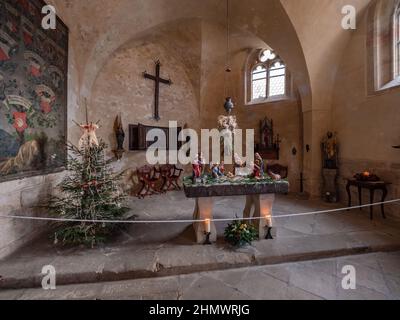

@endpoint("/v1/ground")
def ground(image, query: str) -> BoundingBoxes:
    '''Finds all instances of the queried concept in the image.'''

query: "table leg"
[346,182,351,210]
[358,186,362,210]
[381,187,388,219]
[369,189,375,220]
[243,195,255,220]
[254,194,276,239]
[193,197,217,244]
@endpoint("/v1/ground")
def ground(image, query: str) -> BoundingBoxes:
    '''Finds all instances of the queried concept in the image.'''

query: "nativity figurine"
[211,163,220,179]
[192,152,206,184]
[234,153,247,175]
[252,153,264,179]
[219,161,225,176]
[267,169,282,181]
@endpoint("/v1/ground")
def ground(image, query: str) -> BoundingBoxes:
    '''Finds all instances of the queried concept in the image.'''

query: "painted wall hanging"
[0,0,68,182]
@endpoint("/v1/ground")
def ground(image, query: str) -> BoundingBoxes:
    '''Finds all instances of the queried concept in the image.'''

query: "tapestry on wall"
[0,0,68,182]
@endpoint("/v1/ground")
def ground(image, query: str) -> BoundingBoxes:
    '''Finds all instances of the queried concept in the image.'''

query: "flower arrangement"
[224,220,258,247]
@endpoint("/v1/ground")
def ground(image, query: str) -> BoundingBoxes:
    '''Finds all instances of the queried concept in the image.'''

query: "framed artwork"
[0,0,68,182]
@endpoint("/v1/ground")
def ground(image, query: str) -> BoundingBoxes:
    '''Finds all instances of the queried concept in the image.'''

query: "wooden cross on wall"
[143,60,172,121]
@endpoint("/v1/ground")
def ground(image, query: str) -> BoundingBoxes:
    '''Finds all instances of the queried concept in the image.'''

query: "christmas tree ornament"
[78,122,99,148]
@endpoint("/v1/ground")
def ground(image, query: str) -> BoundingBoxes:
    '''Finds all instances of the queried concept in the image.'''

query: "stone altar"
[184,180,290,244]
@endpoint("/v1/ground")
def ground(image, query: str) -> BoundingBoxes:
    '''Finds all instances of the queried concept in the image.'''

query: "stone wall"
[90,20,201,176]
[332,6,400,219]
[0,30,80,260]
[0,173,64,259]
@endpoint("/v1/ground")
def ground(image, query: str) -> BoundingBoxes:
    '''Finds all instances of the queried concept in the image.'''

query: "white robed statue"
[218,115,237,157]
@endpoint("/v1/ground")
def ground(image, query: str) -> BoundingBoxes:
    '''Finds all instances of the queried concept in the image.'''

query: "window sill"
[246,95,292,106]
[376,77,400,92]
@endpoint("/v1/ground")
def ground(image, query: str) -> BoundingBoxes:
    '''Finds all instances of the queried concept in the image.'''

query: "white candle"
[265,215,272,226]
[205,219,211,233]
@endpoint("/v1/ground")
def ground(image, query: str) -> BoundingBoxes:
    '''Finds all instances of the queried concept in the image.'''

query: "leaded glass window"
[269,61,286,97]
[251,65,267,100]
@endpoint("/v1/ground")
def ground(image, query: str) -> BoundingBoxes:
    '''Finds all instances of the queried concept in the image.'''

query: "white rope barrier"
[0,198,399,224]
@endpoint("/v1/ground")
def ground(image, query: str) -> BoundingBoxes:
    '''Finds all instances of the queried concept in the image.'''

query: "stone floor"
[0,192,400,295]
[1,251,399,300]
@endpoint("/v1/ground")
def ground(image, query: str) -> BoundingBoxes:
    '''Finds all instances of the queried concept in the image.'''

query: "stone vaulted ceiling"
[48,0,372,112]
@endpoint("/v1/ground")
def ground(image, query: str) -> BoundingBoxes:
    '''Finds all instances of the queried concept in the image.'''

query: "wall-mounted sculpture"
[113,114,125,160]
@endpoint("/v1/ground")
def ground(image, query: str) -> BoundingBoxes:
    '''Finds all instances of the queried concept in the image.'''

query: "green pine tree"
[47,140,130,247]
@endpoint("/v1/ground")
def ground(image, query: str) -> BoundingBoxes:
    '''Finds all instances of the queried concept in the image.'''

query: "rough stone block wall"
[0,173,63,260]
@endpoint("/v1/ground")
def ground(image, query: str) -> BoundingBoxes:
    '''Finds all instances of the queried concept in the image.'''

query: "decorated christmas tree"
[47,113,130,247]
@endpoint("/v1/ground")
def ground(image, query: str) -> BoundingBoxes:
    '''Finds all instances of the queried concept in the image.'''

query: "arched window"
[394,3,400,78]
[248,49,289,104]
[268,61,286,97]
[367,0,400,92]
[251,65,267,100]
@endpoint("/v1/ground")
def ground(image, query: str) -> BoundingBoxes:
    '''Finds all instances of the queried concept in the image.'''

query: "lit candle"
[205,219,211,233]
[265,214,272,226]
[363,171,370,177]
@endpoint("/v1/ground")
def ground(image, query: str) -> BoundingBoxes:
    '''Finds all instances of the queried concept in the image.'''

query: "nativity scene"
[0,0,400,301]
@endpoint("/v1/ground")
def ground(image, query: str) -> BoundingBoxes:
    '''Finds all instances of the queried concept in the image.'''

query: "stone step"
[1,229,399,290]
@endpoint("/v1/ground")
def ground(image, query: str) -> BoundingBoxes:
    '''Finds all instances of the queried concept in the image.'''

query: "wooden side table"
[346,179,391,220]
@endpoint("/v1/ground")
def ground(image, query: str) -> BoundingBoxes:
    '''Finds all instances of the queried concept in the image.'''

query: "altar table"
[184,180,290,243]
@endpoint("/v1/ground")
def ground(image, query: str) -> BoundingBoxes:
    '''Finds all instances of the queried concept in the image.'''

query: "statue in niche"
[114,114,125,150]
[113,114,125,160]
[261,117,274,149]
[321,132,338,169]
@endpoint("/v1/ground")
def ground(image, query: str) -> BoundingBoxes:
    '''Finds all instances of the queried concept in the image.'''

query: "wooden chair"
[162,164,184,191]
[136,165,162,198]
[156,165,171,193]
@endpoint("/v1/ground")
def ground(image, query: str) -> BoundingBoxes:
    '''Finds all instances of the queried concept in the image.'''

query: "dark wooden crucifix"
[143,60,172,121]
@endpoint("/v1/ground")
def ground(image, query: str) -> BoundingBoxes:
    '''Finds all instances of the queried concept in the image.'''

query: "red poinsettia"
[13,112,28,133]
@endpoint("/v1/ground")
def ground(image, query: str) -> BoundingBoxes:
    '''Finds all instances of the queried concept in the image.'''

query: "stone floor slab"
[1,252,399,300]
[1,193,400,290]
